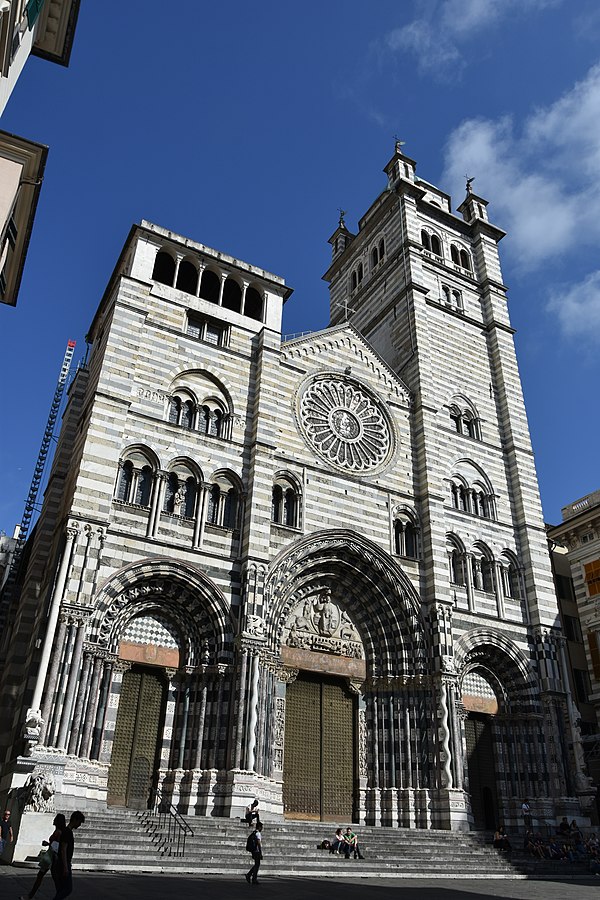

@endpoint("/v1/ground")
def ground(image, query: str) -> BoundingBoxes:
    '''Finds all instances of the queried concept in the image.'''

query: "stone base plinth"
[430,788,471,831]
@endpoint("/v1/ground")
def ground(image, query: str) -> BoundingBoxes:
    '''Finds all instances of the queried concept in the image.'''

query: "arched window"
[421,229,431,251]
[168,396,181,425]
[222,276,242,313]
[371,246,378,268]
[244,286,263,321]
[164,472,179,513]
[152,250,175,286]
[430,234,441,256]
[283,488,297,527]
[182,400,194,430]
[357,263,363,283]
[351,271,357,291]
[450,406,462,432]
[183,477,197,518]
[481,557,494,593]
[451,244,460,265]
[271,485,282,523]
[200,405,211,434]
[379,238,385,260]
[447,536,466,586]
[207,485,220,524]
[176,259,198,295]
[209,409,222,437]
[199,269,220,303]
[223,488,237,529]
[451,548,465,585]
[459,485,469,512]
[116,460,133,502]
[452,289,463,311]
[404,521,418,558]
[460,249,471,270]
[135,465,152,507]
[507,562,520,599]
[443,285,452,307]
[393,514,419,558]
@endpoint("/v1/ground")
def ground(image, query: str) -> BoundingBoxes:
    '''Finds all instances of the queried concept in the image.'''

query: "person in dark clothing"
[19,813,66,900]
[0,809,13,857]
[493,825,511,852]
[245,823,262,885]
[245,799,261,828]
[50,811,85,900]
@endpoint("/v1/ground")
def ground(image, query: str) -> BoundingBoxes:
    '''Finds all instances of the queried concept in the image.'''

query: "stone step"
[67,810,592,881]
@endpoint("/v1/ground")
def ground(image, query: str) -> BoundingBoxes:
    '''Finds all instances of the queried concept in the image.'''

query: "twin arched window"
[271,476,301,528]
[115,452,155,507]
[163,470,198,518]
[152,248,264,321]
[206,480,239,529]
[442,285,463,312]
[370,237,385,269]
[393,515,419,559]
[351,262,364,292]
[449,403,480,440]
[450,243,472,271]
[421,229,442,257]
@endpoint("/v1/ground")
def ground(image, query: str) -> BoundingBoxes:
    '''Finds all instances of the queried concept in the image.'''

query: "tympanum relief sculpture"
[283,589,364,659]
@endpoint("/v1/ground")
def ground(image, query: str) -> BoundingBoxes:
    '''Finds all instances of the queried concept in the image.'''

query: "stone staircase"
[65,810,592,880]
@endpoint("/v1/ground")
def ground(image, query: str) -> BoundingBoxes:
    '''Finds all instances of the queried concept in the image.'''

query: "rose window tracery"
[298,378,392,472]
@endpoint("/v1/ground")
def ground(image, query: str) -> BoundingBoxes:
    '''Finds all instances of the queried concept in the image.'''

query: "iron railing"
[143,787,194,858]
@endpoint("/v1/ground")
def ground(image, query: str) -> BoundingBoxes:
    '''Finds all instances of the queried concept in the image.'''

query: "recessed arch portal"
[265,529,428,677]
[90,558,235,667]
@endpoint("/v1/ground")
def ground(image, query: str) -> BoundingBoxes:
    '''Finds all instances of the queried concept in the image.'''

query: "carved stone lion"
[23,771,55,813]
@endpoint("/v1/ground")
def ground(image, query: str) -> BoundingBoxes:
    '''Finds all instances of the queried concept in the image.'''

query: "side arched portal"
[455,630,548,830]
[41,559,235,812]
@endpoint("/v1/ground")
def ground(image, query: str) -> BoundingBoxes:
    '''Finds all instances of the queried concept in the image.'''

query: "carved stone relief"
[283,589,364,659]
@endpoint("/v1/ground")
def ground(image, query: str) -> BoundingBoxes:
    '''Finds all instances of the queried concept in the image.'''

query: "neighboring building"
[0,526,18,590]
[548,490,600,792]
[0,0,79,307]
[0,0,80,116]
[0,128,46,305]
[0,146,592,859]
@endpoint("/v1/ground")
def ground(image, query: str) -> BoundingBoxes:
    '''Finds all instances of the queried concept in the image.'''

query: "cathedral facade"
[0,146,592,840]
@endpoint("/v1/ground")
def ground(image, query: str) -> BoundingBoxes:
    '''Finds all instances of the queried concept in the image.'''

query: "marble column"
[56,616,87,750]
[31,525,78,716]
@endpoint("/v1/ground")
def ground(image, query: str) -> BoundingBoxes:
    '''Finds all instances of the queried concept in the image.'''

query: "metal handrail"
[145,786,194,858]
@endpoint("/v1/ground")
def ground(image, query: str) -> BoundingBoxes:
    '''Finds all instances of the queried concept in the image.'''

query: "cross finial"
[394,135,406,154]
[338,207,346,228]
[465,174,475,194]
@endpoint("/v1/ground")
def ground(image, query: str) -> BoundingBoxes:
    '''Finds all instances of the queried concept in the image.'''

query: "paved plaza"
[2,868,600,900]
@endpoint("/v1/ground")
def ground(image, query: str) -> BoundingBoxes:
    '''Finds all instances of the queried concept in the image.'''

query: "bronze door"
[107,667,167,809]
[465,713,498,829]
[283,673,355,822]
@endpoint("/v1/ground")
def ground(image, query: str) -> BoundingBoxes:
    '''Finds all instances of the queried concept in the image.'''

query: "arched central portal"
[283,672,356,822]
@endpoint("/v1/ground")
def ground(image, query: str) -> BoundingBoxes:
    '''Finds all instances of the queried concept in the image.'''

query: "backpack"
[246,831,258,853]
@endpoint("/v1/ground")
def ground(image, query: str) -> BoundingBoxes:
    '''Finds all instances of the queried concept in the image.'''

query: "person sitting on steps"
[245,799,261,828]
[329,828,344,855]
[342,826,364,859]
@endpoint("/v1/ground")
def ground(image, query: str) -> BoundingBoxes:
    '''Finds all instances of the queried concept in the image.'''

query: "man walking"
[245,822,263,885]
[50,810,85,899]
[0,809,13,859]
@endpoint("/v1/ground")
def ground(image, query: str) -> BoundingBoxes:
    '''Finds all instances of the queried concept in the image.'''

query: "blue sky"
[0,0,598,533]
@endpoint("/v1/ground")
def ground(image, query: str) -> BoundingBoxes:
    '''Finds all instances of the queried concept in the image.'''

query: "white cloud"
[547,272,600,341]
[441,63,600,342]
[385,0,561,79]
[442,64,600,270]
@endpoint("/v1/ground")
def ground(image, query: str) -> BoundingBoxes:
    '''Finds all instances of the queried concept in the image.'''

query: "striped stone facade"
[0,150,593,843]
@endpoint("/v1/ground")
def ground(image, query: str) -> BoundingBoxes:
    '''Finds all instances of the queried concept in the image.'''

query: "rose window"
[298,378,392,472]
